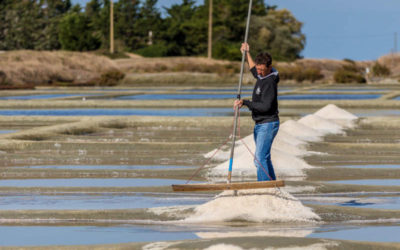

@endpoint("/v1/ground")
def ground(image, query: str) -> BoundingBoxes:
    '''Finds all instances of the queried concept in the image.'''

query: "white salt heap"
[298,114,344,135]
[279,120,324,142]
[182,104,358,225]
[313,103,358,128]
[185,188,320,223]
[206,104,358,180]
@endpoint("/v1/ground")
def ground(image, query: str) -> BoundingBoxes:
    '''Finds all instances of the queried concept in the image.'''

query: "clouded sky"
[73,0,400,60]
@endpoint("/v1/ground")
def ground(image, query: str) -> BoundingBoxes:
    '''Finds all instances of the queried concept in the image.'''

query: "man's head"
[255,52,272,77]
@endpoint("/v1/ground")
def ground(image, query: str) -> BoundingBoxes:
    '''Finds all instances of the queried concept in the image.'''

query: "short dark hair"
[255,52,272,67]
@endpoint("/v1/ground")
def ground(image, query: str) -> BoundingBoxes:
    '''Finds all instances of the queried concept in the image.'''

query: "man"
[234,42,280,181]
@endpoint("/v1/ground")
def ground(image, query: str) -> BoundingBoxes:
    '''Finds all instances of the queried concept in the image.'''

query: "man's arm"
[240,43,255,69]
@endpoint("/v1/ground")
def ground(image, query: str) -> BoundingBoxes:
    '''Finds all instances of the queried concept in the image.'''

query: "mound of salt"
[273,137,308,156]
[298,114,344,135]
[314,104,358,128]
[184,188,320,223]
[208,146,313,178]
[274,130,307,147]
[280,120,324,142]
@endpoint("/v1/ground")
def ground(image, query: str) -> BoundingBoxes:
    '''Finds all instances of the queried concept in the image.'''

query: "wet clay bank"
[0,92,400,248]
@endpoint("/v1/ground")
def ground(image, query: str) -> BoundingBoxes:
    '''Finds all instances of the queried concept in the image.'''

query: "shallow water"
[1,223,399,246]
[183,88,253,93]
[301,195,400,210]
[0,130,17,134]
[113,94,251,100]
[0,178,193,187]
[309,224,400,243]
[0,225,198,246]
[0,193,211,210]
[0,107,397,117]
[309,88,388,93]
[329,179,400,186]
[278,94,382,100]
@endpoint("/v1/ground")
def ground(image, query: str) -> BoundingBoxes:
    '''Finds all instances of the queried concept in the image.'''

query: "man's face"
[256,64,270,77]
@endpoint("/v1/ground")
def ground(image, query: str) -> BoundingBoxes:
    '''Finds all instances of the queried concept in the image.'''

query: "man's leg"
[254,121,280,181]
[265,121,279,180]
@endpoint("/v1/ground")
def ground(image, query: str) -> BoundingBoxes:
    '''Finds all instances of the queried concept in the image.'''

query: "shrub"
[135,43,169,57]
[212,42,242,61]
[276,65,323,82]
[98,51,130,60]
[100,120,129,129]
[12,134,49,141]
[60,127,96,135]
[171,63,239,75]
[303,67,324,82]
[372,62,391,77]
[98,70,125,86]
[343,58,355,64]
[0,71,9,85]
[333,61,366,83]
[334,68,366,83]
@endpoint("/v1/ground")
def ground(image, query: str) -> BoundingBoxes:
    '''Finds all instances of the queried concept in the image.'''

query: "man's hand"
[233,99,244,110]
[240,43,249,54]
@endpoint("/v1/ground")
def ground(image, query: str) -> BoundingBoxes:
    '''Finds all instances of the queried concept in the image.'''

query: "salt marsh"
[0,84,399,249]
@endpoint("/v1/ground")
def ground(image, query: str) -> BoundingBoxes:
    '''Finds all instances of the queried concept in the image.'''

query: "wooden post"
[207,0,213,59]
[110,0,114,54]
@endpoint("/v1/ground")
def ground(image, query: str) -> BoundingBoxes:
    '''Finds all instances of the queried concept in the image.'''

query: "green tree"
[209,0,267,60]
[0,0,11,49]
[85,0,108,49]
[136,0,163,46]
[36,0,72,50]
[162,0,207,56]
[248,8,305,61]
[58,5,101,51]
[2,0,42,50]
[114,0,141,50]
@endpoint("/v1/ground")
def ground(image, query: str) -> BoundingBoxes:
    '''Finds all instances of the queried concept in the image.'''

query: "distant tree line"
[0,0,305,61]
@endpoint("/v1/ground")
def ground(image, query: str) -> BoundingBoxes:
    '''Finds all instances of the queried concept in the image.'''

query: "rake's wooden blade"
[172,180,284,192]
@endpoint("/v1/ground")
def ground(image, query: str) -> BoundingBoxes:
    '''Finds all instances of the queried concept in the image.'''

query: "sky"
[73,0,400,61]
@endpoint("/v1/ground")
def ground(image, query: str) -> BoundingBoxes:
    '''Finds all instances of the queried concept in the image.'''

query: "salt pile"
[184,188,320,223]
[298,114,344,135]
[314,103,358,128]
[206,104,358,179]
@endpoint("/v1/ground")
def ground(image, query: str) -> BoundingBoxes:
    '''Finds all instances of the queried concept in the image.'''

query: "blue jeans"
[253,121,280,181]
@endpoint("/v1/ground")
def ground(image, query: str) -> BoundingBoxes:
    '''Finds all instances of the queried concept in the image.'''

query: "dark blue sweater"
[242,66,279,124]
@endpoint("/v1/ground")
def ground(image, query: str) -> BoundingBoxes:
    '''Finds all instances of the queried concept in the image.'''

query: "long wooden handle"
[227,0,253,183]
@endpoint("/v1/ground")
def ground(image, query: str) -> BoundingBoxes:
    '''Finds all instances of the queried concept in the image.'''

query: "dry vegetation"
[1,50,399,88]
[378,53,400,77]
[115,56,241,73]
[0,50,123,87]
